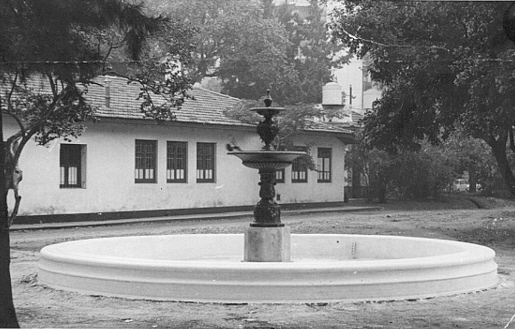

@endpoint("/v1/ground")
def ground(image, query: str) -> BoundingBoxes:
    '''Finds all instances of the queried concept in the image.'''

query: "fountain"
[227,91,304,262]
[38,92,499,303]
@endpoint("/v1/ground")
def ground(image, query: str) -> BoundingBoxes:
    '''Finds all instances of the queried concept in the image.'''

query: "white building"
[9,76,354,223]
[333,55,382,119]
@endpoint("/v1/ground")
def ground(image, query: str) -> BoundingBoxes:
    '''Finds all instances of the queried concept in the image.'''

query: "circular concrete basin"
[38,234,499,303]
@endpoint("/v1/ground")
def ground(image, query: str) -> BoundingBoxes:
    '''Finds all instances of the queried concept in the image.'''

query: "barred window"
[135,140,157,183]
[60,144,84,188]
[197,143,215,182]
[167,141,187,183]
[292,147,308,183]
[276,169,285,183]
[317,148,332,183]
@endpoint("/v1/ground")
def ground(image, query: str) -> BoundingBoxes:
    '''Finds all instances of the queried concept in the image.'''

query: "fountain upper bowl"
[228,150,305,169]
[251,106,286,116]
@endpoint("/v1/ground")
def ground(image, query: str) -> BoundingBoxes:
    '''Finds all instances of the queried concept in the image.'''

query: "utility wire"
[0,60,140,65]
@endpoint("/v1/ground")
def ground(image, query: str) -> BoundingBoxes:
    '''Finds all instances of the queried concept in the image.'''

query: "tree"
[147,0,265,82]
[219,0,342,105]
[344,134,392,202]
[273,0,344,104]
[0,0,193,326]
[346,136,461,202]
[148,0,342,106]
[330,1,515,196]
[151,0,298,103]
[443,130,503,195]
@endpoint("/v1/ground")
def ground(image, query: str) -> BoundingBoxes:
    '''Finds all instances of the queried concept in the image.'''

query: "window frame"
[60,144,85,188]
[276,169,285,183]
[135,139,157,183]
[317,147,332,183]
[167,141,188,183]
[196,142,216,183]
[291,146,309,183]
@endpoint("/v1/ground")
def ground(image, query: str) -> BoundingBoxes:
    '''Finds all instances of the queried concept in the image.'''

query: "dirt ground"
[8,196,515,328]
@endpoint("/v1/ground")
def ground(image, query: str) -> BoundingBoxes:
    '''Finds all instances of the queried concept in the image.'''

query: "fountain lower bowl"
[38,234,498,303]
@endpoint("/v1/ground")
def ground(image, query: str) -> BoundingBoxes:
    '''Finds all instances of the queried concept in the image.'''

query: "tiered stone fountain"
[38,92,499,303]
[228,91,304,262]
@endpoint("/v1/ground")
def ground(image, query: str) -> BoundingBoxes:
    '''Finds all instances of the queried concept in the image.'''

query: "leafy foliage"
[442,130,505,195]
[149,0,341,105]
[274,0,344,104]
[0,1,195,325]
[0,0,194,220]
[330,1,515,196]
[347,129,507,202]
[129,56,192,123]
[346,141,459,202]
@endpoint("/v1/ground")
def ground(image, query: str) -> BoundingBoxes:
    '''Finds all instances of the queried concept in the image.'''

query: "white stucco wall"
[8,118,347,216]
[363,88,382,110]
[333,57,364,111]
[275,133,345,204]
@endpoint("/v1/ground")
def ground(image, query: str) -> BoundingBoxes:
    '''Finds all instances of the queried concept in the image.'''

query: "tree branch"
[510,126,515,153]
[3,73,27,135]
[339,27,451,53]
[47,73,58,97]
[6,72,18,106]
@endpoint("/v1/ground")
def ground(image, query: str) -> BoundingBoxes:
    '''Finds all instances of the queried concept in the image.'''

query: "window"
[167,141,187,183]
[135,140,157,183]
[292,147,308,183]
[317,148,332,183]
[60,144,85,188]
[276,169,285,183]
[197,143,215,182]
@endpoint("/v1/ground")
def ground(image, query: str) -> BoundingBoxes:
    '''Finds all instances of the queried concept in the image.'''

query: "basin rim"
[39,233,496,270]
[38,234,499,303]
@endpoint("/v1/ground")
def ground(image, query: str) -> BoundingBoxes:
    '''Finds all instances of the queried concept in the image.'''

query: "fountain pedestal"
[252,167,283,227]
[230,152,303,262]
[243,165,293,262]
[244,226,290,262]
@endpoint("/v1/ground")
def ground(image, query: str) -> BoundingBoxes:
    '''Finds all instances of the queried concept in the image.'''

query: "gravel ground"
[8,196,515,328]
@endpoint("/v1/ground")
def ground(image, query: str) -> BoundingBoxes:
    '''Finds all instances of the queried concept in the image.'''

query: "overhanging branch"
[339,28,451,53]
[510,126,515,153]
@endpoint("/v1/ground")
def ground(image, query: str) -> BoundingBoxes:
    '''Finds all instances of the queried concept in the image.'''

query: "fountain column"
[245,164,291,262]
[229,91,305,262]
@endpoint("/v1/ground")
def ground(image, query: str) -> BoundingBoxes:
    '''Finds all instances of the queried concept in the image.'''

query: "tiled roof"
[88,76,354,138]
[351,110,365,123]
[2,75,354,139]
[88,75,251,127]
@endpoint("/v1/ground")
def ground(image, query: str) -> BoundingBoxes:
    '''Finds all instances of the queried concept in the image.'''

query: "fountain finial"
[264,89,273,107]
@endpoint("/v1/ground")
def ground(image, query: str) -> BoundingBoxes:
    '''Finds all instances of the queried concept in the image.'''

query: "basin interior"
[38,234,499,303]
[47,234,466,262]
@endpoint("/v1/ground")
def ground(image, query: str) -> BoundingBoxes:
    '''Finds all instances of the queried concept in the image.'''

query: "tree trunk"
[468,164,477,193]
[0,226,18,328]
[0,99,20,328]
[488,136,515,197]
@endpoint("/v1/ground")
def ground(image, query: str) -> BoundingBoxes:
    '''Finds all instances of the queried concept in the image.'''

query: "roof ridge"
[192,85,241,101]
[100,74,140,85]
[102,76,240,102]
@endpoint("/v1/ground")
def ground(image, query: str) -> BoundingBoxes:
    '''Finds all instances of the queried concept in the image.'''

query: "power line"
[0,60,140,65]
